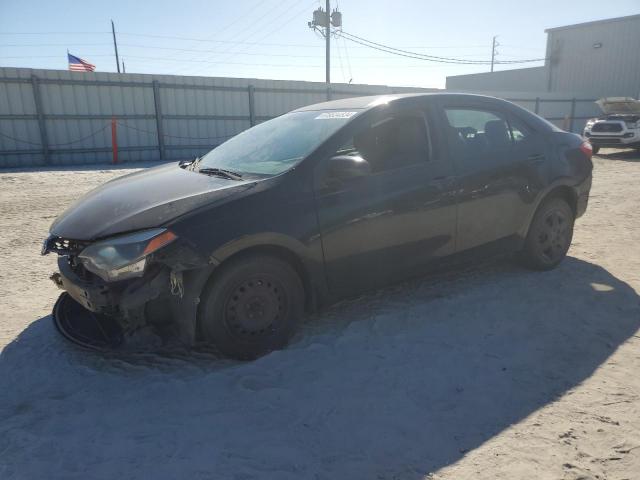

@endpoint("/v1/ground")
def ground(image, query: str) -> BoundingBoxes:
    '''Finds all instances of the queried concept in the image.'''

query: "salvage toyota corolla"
[43,93,593,359]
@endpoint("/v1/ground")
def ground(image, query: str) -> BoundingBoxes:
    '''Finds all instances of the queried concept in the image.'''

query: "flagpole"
[111,20,121,73]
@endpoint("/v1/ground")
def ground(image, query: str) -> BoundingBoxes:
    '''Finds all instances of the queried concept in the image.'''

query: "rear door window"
[444,108,513,155]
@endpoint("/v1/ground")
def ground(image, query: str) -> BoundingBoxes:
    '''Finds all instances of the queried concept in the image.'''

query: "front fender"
[210,232,315,263]
[211,232,328,309]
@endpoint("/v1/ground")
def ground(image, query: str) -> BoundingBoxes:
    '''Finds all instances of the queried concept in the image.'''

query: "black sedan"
[44,93,593,359]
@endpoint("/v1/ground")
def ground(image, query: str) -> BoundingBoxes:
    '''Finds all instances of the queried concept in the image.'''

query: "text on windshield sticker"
[315,111,358,120]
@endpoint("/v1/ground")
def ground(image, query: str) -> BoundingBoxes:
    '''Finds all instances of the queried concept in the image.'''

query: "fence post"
[568,98,576,133]
[152,80,166,160]
[30,74,50,164]
[326,85,332,101]
[534,97,540,114]
[111,117,118,164]
[248,85,256,127]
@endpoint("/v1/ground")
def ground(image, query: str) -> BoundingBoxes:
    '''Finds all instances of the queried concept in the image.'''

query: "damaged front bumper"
[51,255,168,316]
[48,241,216,351]
[50,255,173,349]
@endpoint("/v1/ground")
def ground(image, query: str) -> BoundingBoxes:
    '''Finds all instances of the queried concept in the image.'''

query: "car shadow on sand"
[1,257,639,479]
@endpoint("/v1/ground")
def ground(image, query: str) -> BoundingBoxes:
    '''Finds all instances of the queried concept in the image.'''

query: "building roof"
[545,13,640,33]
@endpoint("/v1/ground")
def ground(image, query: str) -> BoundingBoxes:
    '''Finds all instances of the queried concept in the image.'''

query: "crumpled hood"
[596,97,640,115]
[50,162,256,240]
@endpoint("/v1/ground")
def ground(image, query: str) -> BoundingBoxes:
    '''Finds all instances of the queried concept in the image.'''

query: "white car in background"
[583,97,640,154]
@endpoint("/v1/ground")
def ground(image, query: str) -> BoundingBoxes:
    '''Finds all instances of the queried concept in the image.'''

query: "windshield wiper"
[197,167,243,180]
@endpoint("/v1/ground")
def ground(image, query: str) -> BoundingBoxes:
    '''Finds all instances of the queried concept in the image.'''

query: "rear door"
[314,102,457,296]
[437,101,547,251]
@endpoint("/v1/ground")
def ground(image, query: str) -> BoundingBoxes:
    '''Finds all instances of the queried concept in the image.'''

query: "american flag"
[68,53,96,72]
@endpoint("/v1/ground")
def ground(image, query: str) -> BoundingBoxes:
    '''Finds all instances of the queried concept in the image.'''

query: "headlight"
[78,228,177,282]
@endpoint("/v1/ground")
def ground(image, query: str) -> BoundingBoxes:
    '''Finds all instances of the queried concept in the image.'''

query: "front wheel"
[198,254,304,360]
[592,145,600,154]
[520,197,575,271]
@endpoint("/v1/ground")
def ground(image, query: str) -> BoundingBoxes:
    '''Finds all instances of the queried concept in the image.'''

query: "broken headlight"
[78,228,177,282]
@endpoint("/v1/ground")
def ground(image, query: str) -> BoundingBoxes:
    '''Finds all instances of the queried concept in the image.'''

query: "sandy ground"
[0,151,639,480]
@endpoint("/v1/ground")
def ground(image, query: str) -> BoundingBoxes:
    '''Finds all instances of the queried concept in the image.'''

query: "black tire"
[520,197,575,271]
[592,145,600,154]
[198,254,304,360]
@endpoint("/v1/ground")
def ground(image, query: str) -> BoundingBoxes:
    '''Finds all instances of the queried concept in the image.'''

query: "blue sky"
[0,0,638,88]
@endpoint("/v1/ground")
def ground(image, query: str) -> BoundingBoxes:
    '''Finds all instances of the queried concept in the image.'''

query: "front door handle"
[527,154,545,163]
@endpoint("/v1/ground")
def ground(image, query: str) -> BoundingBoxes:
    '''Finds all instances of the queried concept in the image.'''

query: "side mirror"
[328,155,371,179]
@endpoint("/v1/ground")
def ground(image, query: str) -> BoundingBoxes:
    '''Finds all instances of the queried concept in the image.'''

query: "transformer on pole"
[308,2,342,85]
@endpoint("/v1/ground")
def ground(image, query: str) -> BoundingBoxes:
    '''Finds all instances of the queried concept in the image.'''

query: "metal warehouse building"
[446,14,640,98]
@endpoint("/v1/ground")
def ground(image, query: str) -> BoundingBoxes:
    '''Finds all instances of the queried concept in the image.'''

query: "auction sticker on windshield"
[315,111,358,120]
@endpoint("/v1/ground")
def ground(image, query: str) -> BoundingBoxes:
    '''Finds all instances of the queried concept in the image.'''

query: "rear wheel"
[520,197,575,271]
[198,254,304,360]
[592,145,600,154]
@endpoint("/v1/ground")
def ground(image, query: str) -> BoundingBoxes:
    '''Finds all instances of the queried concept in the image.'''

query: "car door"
[313,103,457,297]
[437,102,546,252]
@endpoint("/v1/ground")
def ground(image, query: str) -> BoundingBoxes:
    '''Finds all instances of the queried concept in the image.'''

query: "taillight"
[579,140,593,159]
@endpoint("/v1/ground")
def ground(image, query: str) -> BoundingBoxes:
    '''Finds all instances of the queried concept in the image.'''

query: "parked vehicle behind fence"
[43,93,593,359]
[583,97,640,154]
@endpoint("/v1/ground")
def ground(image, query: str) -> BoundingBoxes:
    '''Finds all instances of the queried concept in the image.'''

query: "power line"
[0,31,494,50]
[0,41,497,59]
[0,32,111,35]
[184,0,316,76]
[335,29,347,83]
[119,32,324,48]
[0,50,495,60]
[338,30,545,65]
[0,54,116,59]
[340,31,491,64]
[341,35,353,82]
[115,56,325,68]
[174,0,301,75]
[338,34,486,64]
[165,0,267,73]
[0,43,112,47]
[0,35,494,52]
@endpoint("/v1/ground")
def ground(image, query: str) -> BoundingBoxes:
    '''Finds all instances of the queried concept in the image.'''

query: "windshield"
[198,110,360,176]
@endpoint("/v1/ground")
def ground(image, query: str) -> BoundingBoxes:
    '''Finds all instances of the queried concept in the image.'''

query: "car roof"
[293,92,502,112]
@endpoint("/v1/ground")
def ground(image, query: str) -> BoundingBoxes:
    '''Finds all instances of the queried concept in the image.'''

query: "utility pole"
[325,0,330,84]
[308,3,342,85]
[111,20,121,73]
[491,35,498,73]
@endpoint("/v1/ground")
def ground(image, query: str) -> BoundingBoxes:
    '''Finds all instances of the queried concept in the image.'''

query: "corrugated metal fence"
[495,95,600,134]
[0,68,435,168]
[0,68,600,168]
